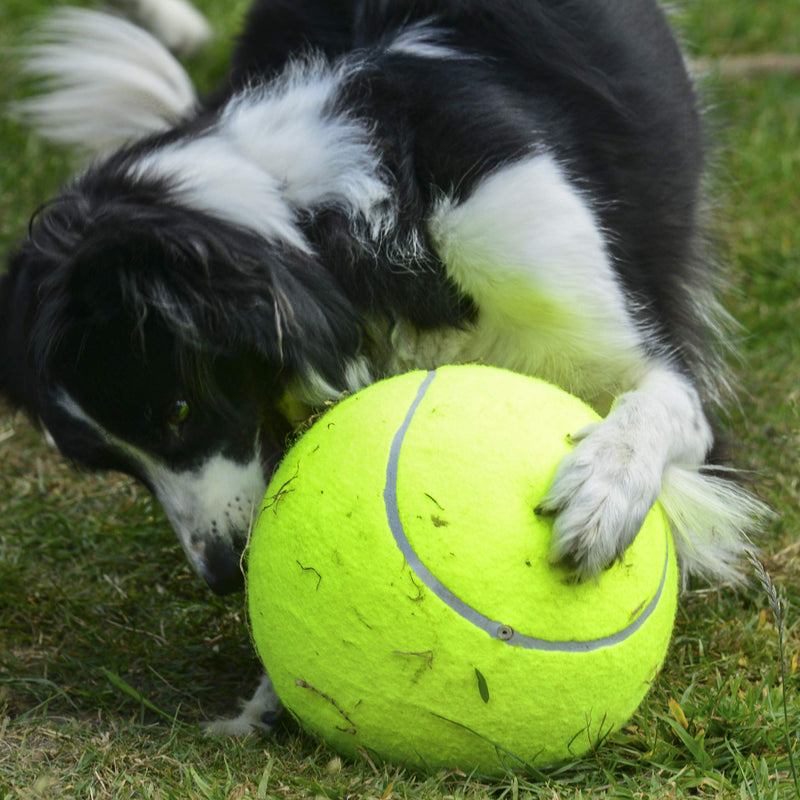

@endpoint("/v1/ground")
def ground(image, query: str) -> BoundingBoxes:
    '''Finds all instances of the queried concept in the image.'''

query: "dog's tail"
[10,8,201,157]
[125,0,213,58]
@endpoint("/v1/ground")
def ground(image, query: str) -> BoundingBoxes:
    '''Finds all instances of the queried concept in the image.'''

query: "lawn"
[1,1,799,798]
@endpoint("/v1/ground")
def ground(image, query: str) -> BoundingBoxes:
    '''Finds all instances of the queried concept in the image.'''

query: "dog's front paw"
[536,421,662,580]
[204,673,283,736]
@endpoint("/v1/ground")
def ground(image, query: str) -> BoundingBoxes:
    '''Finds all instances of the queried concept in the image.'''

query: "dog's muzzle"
[198,536,247,595]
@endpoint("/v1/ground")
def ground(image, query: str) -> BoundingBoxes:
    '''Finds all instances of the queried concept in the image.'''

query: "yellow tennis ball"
[247,365,677,775]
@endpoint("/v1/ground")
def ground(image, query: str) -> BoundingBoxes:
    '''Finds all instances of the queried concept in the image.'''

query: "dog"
[0,0,765,732]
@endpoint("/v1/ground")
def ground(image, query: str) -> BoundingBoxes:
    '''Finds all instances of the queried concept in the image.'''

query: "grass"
[1,1,799,797]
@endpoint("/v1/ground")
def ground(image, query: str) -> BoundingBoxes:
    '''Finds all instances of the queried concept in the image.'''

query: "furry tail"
[124,0,213,57]
[660,464,772,587]
[10,8,199,156]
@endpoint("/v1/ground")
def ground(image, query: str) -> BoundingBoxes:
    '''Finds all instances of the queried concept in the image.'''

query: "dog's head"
[0,165,365,593]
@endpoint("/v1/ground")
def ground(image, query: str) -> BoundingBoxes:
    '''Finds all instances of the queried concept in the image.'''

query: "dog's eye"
[168,400,191,427]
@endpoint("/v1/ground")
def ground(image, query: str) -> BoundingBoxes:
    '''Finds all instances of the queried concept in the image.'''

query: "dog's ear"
[63,214,364,392]
[251,247,365,385]
[175,236,366,390]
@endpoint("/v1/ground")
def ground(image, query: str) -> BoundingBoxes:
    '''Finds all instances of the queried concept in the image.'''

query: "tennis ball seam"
[384,369,671,652]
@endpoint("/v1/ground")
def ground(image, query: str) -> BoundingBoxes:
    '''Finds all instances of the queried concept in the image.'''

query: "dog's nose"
[202,538,246,595]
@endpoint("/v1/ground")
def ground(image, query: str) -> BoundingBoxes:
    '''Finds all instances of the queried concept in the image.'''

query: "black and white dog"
[1,0,763,730]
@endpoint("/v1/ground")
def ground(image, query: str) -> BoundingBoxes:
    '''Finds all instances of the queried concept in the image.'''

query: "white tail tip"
[127,0,213,57]
[11,8,199,156]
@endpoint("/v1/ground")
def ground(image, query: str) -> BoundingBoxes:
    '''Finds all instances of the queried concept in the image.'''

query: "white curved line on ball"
[382,369,669,652]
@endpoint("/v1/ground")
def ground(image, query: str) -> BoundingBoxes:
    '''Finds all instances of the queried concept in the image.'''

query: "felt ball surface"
[247,365,677,775]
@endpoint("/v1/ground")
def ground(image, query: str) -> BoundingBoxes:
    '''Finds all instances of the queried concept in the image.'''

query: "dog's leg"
[205,673,283,736]
[537,368,766,581]
[536,366,711,576]
[430,153,761,581]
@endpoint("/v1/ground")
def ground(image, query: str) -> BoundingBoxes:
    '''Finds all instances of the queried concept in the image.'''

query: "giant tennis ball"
[247,365,677,775]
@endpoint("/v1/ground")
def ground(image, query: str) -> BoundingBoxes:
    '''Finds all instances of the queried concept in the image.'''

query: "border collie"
[1,0,765,731]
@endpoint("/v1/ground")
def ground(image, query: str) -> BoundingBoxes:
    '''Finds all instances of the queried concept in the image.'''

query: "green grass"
[1,1,799,798]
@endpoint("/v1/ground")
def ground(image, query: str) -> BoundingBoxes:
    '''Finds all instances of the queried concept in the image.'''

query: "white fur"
[131,58,393,251]
[57,392,265,584]
[219,59,394,236]
[125,0,213,56]
[660,466,769,586]
[205,674,283,736]
[386,21,465,61]
[144,451,266,580]
[132,137,311,253]
[429,153,650,404]
[12,9,197,155]
[293,357,375,406]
